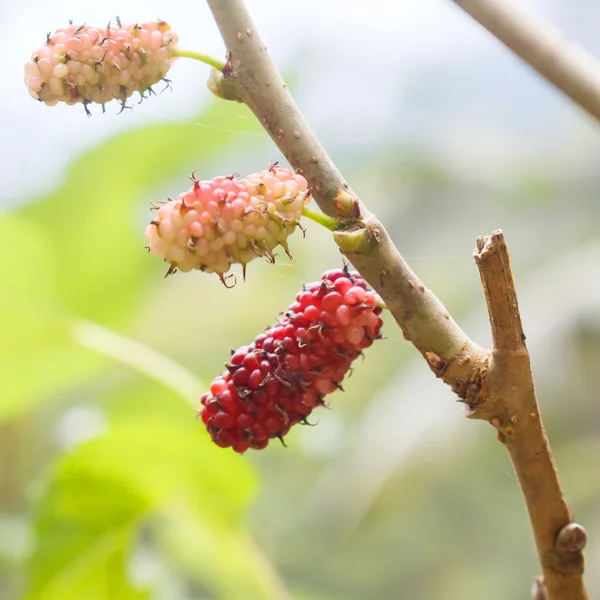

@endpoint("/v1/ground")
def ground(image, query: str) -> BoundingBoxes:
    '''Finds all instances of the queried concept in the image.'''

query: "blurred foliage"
[18,98,257,327]
[27,417,260,600]
[0,213,98,418]
[1,98,262,418]
[0,97,287,600]
[2,49,600,600]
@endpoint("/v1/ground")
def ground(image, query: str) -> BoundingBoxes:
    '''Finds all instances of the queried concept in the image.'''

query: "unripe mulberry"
[24,20,178,111]
[199,269,384,453]
[145,166,311,283]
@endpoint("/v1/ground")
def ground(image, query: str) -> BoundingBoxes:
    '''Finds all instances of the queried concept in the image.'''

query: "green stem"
[173,48,226,71]
[301,207,343,232]
[374,294,388,311]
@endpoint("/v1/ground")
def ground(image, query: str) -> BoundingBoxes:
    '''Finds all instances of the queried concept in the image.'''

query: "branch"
[205,2,588,598]
[206,0,487,399]
[475,230,526,353]
[474,232,588,600]
[450,0,600,123]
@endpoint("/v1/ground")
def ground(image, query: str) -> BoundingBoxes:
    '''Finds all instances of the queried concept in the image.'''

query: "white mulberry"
[25,20,178,111]
[145,166,311,283]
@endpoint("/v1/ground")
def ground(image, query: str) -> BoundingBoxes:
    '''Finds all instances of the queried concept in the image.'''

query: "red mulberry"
[25,20,177,110]
[145,166,310,282]
[199,269,384,453]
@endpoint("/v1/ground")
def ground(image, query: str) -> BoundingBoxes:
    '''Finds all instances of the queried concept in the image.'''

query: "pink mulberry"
[199,269,384,453]
[24,20,178,111]
[145,165,311,283]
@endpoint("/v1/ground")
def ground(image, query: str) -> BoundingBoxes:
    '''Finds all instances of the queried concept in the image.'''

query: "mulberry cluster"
[24,20,178,110]
[145,166,310,282]
[200,269,384,453]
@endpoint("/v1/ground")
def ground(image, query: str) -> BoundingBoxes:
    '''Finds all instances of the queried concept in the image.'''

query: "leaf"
[26,474,150,600]
[158,508,289,600]
[0,214,101,418]
[27,412,267,600]
[19,100,264,327]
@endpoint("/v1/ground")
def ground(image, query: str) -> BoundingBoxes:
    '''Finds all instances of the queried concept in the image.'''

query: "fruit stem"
[173,48,226,71]
[301,207,343,232]
[333,227,372,254]
[374,294,388,310]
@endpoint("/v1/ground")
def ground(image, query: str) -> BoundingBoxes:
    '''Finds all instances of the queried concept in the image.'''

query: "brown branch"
[450,0,600,123]
[475,231,525,352]
[473,231,587,600]
[206,0,486,399]
[205,2,588,598]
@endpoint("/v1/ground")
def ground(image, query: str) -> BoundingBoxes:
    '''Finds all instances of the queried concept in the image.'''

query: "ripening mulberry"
[199,269,384,453]
[145,166,311,283]
[24,20,178,110]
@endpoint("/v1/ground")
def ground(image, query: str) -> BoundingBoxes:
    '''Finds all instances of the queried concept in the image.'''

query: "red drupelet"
[199,269,384,453]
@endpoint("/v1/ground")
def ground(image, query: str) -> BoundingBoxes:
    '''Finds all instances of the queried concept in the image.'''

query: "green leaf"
[27,412,272,600]
[26,473,150,600]
[19,100,264,327]
[0,214,101,418]
[158,507,289,600]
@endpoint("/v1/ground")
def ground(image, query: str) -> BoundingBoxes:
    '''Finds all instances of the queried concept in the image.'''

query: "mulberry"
[25,20,178,111]
[199,269,384,453]
[145,166,310,283]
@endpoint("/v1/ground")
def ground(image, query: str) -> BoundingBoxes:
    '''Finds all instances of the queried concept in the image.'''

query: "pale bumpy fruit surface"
[199,269,384,453]
[24,20,178,109]
[145,166,311,281]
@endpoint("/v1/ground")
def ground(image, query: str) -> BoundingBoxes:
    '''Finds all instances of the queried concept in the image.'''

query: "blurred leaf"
[26,416,274,600]
[0,214,101,418]
[0,515,31,567]
[159,509,288,600]
[26,473,149,600]
[2,100,263,417]
[19,99,263,327]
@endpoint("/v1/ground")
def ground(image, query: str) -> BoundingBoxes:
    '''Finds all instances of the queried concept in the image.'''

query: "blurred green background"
[2,1,600,599]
